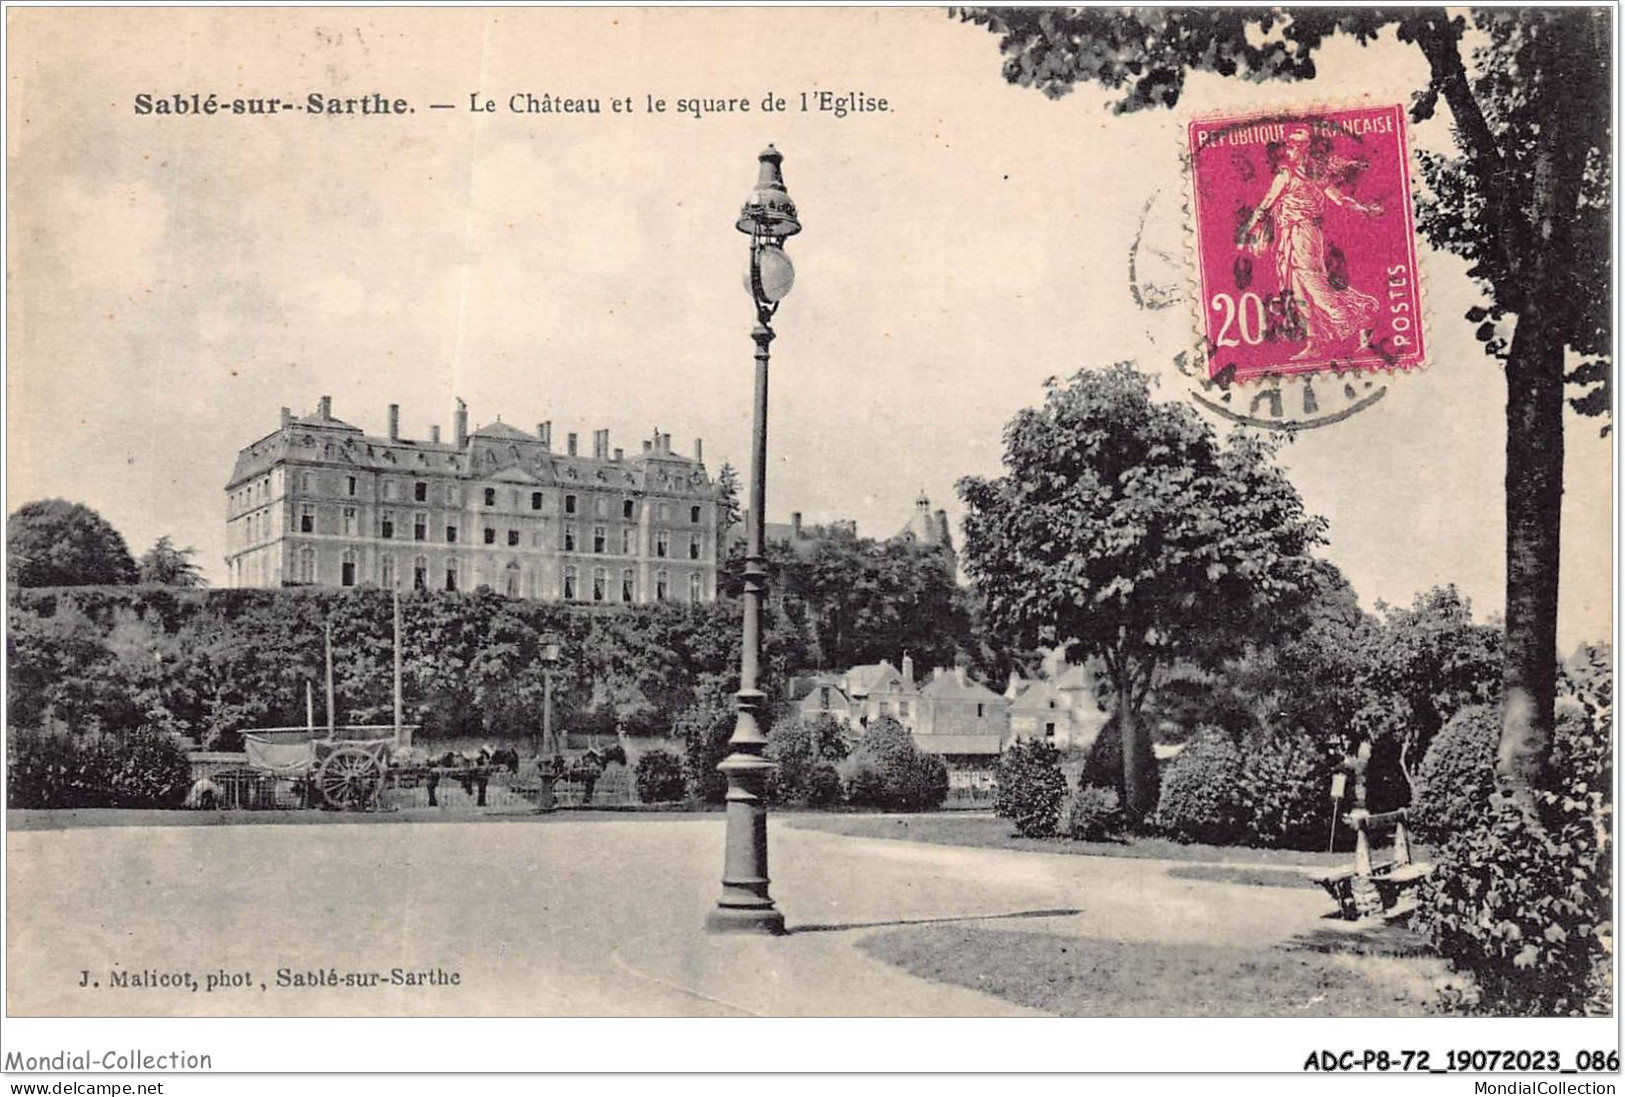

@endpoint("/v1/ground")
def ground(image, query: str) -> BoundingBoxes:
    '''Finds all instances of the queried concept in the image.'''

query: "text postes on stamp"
[1188,104,1425,383]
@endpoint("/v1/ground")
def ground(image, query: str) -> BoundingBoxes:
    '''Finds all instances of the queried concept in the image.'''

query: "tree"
[953,7,1610,804]
[958,363,1326,820]
[137,536,205,587]
[8,499,138,587]
[715,462,744,535]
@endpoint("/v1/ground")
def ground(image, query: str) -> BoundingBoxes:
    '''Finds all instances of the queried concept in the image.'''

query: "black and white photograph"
[2,3,1617,1082]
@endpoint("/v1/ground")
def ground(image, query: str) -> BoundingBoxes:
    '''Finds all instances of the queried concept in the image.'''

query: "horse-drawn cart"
[243,731,397,810]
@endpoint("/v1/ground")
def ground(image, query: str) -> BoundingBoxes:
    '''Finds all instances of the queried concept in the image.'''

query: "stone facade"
[224,396,720,604]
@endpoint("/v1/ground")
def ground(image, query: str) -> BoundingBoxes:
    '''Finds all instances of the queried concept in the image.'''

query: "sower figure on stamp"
[1238,128,1385,361]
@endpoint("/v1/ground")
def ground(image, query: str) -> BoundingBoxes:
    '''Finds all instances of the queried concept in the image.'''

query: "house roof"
[920,671,1004,703]
[1009,681,1066,713]
[843,661,900,697]
[787,674,849,705]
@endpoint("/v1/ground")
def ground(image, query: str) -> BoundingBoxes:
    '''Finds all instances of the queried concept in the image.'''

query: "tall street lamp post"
[705,145,801,935]
[539,634,562,758]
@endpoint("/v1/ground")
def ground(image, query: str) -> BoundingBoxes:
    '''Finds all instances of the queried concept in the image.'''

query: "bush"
[7,727,93,808]
[802,761,845,807]
[994,739,1068,837]
[1415,791,1611,1016]
[677,698,737,804]
[1061,785,1123,841]
[7,725,191,809]
[1237,724,1336,848]
[1079,714,1160,826]
[1410,704,1500,843]
[765,715,851,806]
[1153,727,1244,844]
[1415,708,1613,1016]
[838,718,947,811]
[601,743,629,769]
[634,748,687,803]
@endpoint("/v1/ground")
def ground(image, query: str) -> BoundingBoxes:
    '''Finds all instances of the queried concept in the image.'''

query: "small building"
[1005,656,1110,752]
[915,666,1010,761]
[843,654,1009,763]
[786,674,856,727]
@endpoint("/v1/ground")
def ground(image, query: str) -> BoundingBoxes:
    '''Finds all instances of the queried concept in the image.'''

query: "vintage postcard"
[3,4,1616,1079]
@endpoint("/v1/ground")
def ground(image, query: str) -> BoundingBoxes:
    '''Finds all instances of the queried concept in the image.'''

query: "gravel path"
[7,813,1386,1017]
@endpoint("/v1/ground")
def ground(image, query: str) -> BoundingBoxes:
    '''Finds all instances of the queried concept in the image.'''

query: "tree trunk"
[1118,677,1154,822]
[1498,305,1565,797]
[1495,49,1589,798]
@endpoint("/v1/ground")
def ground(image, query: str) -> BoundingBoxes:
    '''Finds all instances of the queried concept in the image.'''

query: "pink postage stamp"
[1187,104,1425,382]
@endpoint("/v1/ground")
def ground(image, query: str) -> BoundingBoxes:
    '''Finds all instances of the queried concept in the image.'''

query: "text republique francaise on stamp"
[1187,104,1427,386]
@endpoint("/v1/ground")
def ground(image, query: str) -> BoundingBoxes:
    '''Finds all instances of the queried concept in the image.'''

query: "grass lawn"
[786,811,1357,867]
[858,924,1438,1016]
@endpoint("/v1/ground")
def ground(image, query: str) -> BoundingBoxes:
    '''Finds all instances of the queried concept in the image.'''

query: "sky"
[6,7,1613,649]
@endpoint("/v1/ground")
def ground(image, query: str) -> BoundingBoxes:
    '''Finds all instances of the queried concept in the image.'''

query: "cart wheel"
[316,747,383,810]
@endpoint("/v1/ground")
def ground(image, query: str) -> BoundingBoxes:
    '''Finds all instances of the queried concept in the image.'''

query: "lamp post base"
[704,904,788,936]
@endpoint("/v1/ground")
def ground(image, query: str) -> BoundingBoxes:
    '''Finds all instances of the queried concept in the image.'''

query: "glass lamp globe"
[744,244,796,303]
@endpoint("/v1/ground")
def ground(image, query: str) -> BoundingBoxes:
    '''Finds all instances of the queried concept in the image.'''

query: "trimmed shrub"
[634,748,686,803]
[802,761,845,807]
[7,725,191,809]
[994,739,1068,838]
[7,728,93,808]
[1415,790,1611,1016]
[1410,704,1499,843]
[765,715,851,806]
[601,743,629,769]
[1152,727,1244,844]
[1061,785,1123,842]
[1237,724,1336,848]
[677,697,737,804]
[1415,707,1613,1016]
[838,717,948,811]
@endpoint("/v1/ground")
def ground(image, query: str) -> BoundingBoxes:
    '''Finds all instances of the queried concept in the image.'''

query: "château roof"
[471,420,536,442]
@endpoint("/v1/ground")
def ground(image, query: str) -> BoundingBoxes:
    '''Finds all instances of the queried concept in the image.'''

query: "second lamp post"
[706,145,801,935]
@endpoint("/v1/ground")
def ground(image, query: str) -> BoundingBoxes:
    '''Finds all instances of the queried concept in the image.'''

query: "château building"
[224,396,721,603]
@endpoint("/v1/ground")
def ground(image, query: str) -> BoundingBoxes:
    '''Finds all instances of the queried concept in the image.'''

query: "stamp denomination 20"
[1188,104,1426,383]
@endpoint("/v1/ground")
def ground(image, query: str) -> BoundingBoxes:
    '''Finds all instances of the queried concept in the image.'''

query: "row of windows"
[293,505,705,557]
[293,472,708,525]
[229,476,274,516]
[295,548,704,602]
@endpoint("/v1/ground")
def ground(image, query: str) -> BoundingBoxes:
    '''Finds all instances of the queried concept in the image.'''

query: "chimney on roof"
[280,407,292,428]
[642,439,652,454]
[388,404,400,442]
[567,432,578,457]
[538,421,551,448]
[955,666,967,687]
[901,652,914,687]
[661,432,672,453]
[454,398,468,448]
[318,395,332,421]
[791,512,803,538]
[694,438,703,463]
[613,447,623,462]
[431,425,441,444]
[593,429,608,459]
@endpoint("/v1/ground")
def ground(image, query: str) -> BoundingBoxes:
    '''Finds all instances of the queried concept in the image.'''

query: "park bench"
[1315,808,1433,920]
